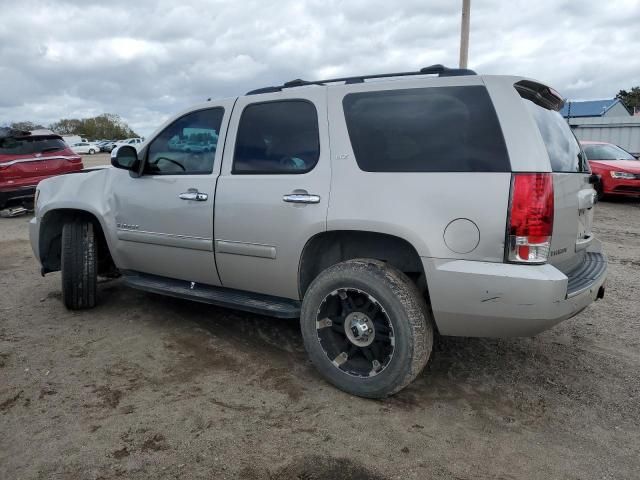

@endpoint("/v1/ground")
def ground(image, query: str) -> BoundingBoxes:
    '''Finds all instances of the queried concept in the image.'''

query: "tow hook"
[596,286,605,300]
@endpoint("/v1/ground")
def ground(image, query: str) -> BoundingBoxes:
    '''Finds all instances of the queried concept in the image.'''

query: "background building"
[561,99,640,156]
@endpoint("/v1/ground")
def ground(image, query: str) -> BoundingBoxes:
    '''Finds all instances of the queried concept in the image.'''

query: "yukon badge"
[116,223,139,230]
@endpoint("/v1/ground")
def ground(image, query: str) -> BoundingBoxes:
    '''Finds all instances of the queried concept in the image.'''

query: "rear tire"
[300,259,433,398]
[61,221,97,310]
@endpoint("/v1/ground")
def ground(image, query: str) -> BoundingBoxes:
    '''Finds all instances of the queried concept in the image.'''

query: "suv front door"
[110,101,233,286]
[214,90,330,299]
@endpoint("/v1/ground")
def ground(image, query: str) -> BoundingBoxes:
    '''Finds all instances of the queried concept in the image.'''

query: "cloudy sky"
[1,0,639,136]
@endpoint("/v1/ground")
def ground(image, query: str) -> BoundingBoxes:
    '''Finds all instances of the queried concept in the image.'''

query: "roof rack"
[246,64,476,95]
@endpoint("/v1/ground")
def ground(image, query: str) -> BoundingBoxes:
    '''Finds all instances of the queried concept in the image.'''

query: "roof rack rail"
[246,64,476,95]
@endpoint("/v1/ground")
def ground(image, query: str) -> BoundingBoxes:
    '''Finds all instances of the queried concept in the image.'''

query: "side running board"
[121,271,301,318]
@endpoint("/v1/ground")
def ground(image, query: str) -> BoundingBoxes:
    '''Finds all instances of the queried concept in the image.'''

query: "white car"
[112,138,145,154]
[70,142,101,155]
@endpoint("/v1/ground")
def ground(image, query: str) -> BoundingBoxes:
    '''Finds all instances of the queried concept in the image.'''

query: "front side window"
[583,143,636,161]
[233,100,320,174]
[145,108,224,175]
[343,86,510,172]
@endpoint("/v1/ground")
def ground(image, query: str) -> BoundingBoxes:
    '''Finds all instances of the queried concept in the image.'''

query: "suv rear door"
[214,89,330,300]
[518,87,595,274]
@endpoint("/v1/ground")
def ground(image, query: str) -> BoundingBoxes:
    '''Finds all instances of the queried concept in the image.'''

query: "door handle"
[179,189,208,201]
[282,193,321,204]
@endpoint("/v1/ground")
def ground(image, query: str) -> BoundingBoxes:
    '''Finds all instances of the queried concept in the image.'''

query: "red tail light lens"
[62,148,82,163]
[506,173,554,264]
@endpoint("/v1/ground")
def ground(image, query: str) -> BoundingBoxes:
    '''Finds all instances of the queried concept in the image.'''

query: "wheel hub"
[344,312,375,347]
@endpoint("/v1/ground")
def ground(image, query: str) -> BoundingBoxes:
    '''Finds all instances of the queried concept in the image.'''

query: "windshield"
[582,143,637,161]
[0,136,67,155]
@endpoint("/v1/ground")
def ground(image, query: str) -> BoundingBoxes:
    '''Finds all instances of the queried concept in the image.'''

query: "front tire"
[88,149,95,155]
[300,259,433,398]
[61,221,97,310]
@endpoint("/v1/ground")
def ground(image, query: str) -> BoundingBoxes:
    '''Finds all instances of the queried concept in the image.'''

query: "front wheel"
[300,259,433,398]
[88,149,95,154]
[61,221,97,310]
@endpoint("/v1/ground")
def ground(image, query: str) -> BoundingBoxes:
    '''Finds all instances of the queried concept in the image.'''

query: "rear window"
[0,136,67,156]
[342,85,510,172]
[522,99,588,173]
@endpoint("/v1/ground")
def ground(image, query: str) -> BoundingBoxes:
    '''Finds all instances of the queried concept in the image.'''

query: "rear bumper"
[423,241,607,337]
[0,185,36,208]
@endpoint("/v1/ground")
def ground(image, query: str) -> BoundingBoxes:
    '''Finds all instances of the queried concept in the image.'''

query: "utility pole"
[459,0,471,68]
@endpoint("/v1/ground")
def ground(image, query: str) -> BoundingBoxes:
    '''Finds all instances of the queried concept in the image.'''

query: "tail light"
[506,173,554,264]
[63,148,82,163]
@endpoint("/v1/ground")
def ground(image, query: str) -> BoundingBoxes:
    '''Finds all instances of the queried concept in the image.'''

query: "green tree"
[616,87,640,113]
[49,114,138,139]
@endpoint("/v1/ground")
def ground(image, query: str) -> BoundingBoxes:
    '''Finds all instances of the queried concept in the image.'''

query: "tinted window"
[342,86,510,172]
[0,136,67,155]
[523,99,587,172]
[583,144,636,161]
[145,108,224,175]
[233,100,320,174]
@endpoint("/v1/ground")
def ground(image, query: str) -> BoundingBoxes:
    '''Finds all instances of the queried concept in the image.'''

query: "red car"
[0,128,84,209]
[581,140,640,198]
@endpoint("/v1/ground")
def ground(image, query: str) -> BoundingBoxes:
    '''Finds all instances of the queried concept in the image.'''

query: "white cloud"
[0,0,639,135]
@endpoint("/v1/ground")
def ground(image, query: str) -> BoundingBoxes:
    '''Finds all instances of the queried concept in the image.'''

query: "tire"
[300,258,433,398]
[61,221,97,310]
[88,149,95,155]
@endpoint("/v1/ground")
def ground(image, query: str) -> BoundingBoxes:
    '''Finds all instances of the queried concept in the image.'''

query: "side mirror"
[111,145,139,171]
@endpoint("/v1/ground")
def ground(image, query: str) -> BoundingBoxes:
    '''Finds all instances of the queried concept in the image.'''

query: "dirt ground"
[1,170,639,479]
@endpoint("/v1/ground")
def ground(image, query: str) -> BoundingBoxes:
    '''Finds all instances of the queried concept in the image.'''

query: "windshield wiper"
[40,147,64,153]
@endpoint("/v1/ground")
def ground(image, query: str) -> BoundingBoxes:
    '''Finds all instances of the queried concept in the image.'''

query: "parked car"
[100,140,119,152]
[29,65,607,398]
[581,141,640,198]
[70,141,101,155]
[0,128,83,209]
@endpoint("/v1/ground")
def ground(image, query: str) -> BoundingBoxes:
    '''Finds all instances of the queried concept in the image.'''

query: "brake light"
[506,173,554,264]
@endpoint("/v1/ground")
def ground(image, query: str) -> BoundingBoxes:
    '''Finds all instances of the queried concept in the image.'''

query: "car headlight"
[610,171,636,179]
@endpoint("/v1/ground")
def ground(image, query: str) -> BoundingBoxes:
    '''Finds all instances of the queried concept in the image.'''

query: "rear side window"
[342,86,510,172]
[0,136,67,155]
[522,99,587,173]
[233,100,320,174]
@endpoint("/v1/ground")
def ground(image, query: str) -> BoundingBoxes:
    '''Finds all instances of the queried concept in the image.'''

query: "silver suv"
[29,65,607,398]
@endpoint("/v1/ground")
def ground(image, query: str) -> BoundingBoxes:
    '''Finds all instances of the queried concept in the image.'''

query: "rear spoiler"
[514,80,565,111]
[0,127,60,140]
[0,127,30,139]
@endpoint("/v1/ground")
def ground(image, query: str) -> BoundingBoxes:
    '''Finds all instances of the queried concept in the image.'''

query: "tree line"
[5,113,138,140]
[616,87,640,114]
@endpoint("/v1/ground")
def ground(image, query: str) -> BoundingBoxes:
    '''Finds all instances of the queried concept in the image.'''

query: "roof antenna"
[207,97,211,102]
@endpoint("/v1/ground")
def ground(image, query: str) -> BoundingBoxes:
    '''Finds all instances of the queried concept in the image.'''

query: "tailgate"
[521,92,595,274]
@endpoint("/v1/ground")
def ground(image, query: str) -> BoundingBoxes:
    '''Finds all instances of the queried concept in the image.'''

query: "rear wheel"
[300,259,433,398]
[61,221,97,310]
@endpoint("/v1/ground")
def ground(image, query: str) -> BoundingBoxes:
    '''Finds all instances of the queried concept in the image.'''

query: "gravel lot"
[1,165,639,479]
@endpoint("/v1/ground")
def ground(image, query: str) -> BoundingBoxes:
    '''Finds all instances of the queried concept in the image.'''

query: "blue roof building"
[560,99,630,118]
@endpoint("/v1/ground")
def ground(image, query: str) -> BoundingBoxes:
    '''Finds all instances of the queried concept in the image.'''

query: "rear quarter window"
[342,85,510,172]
